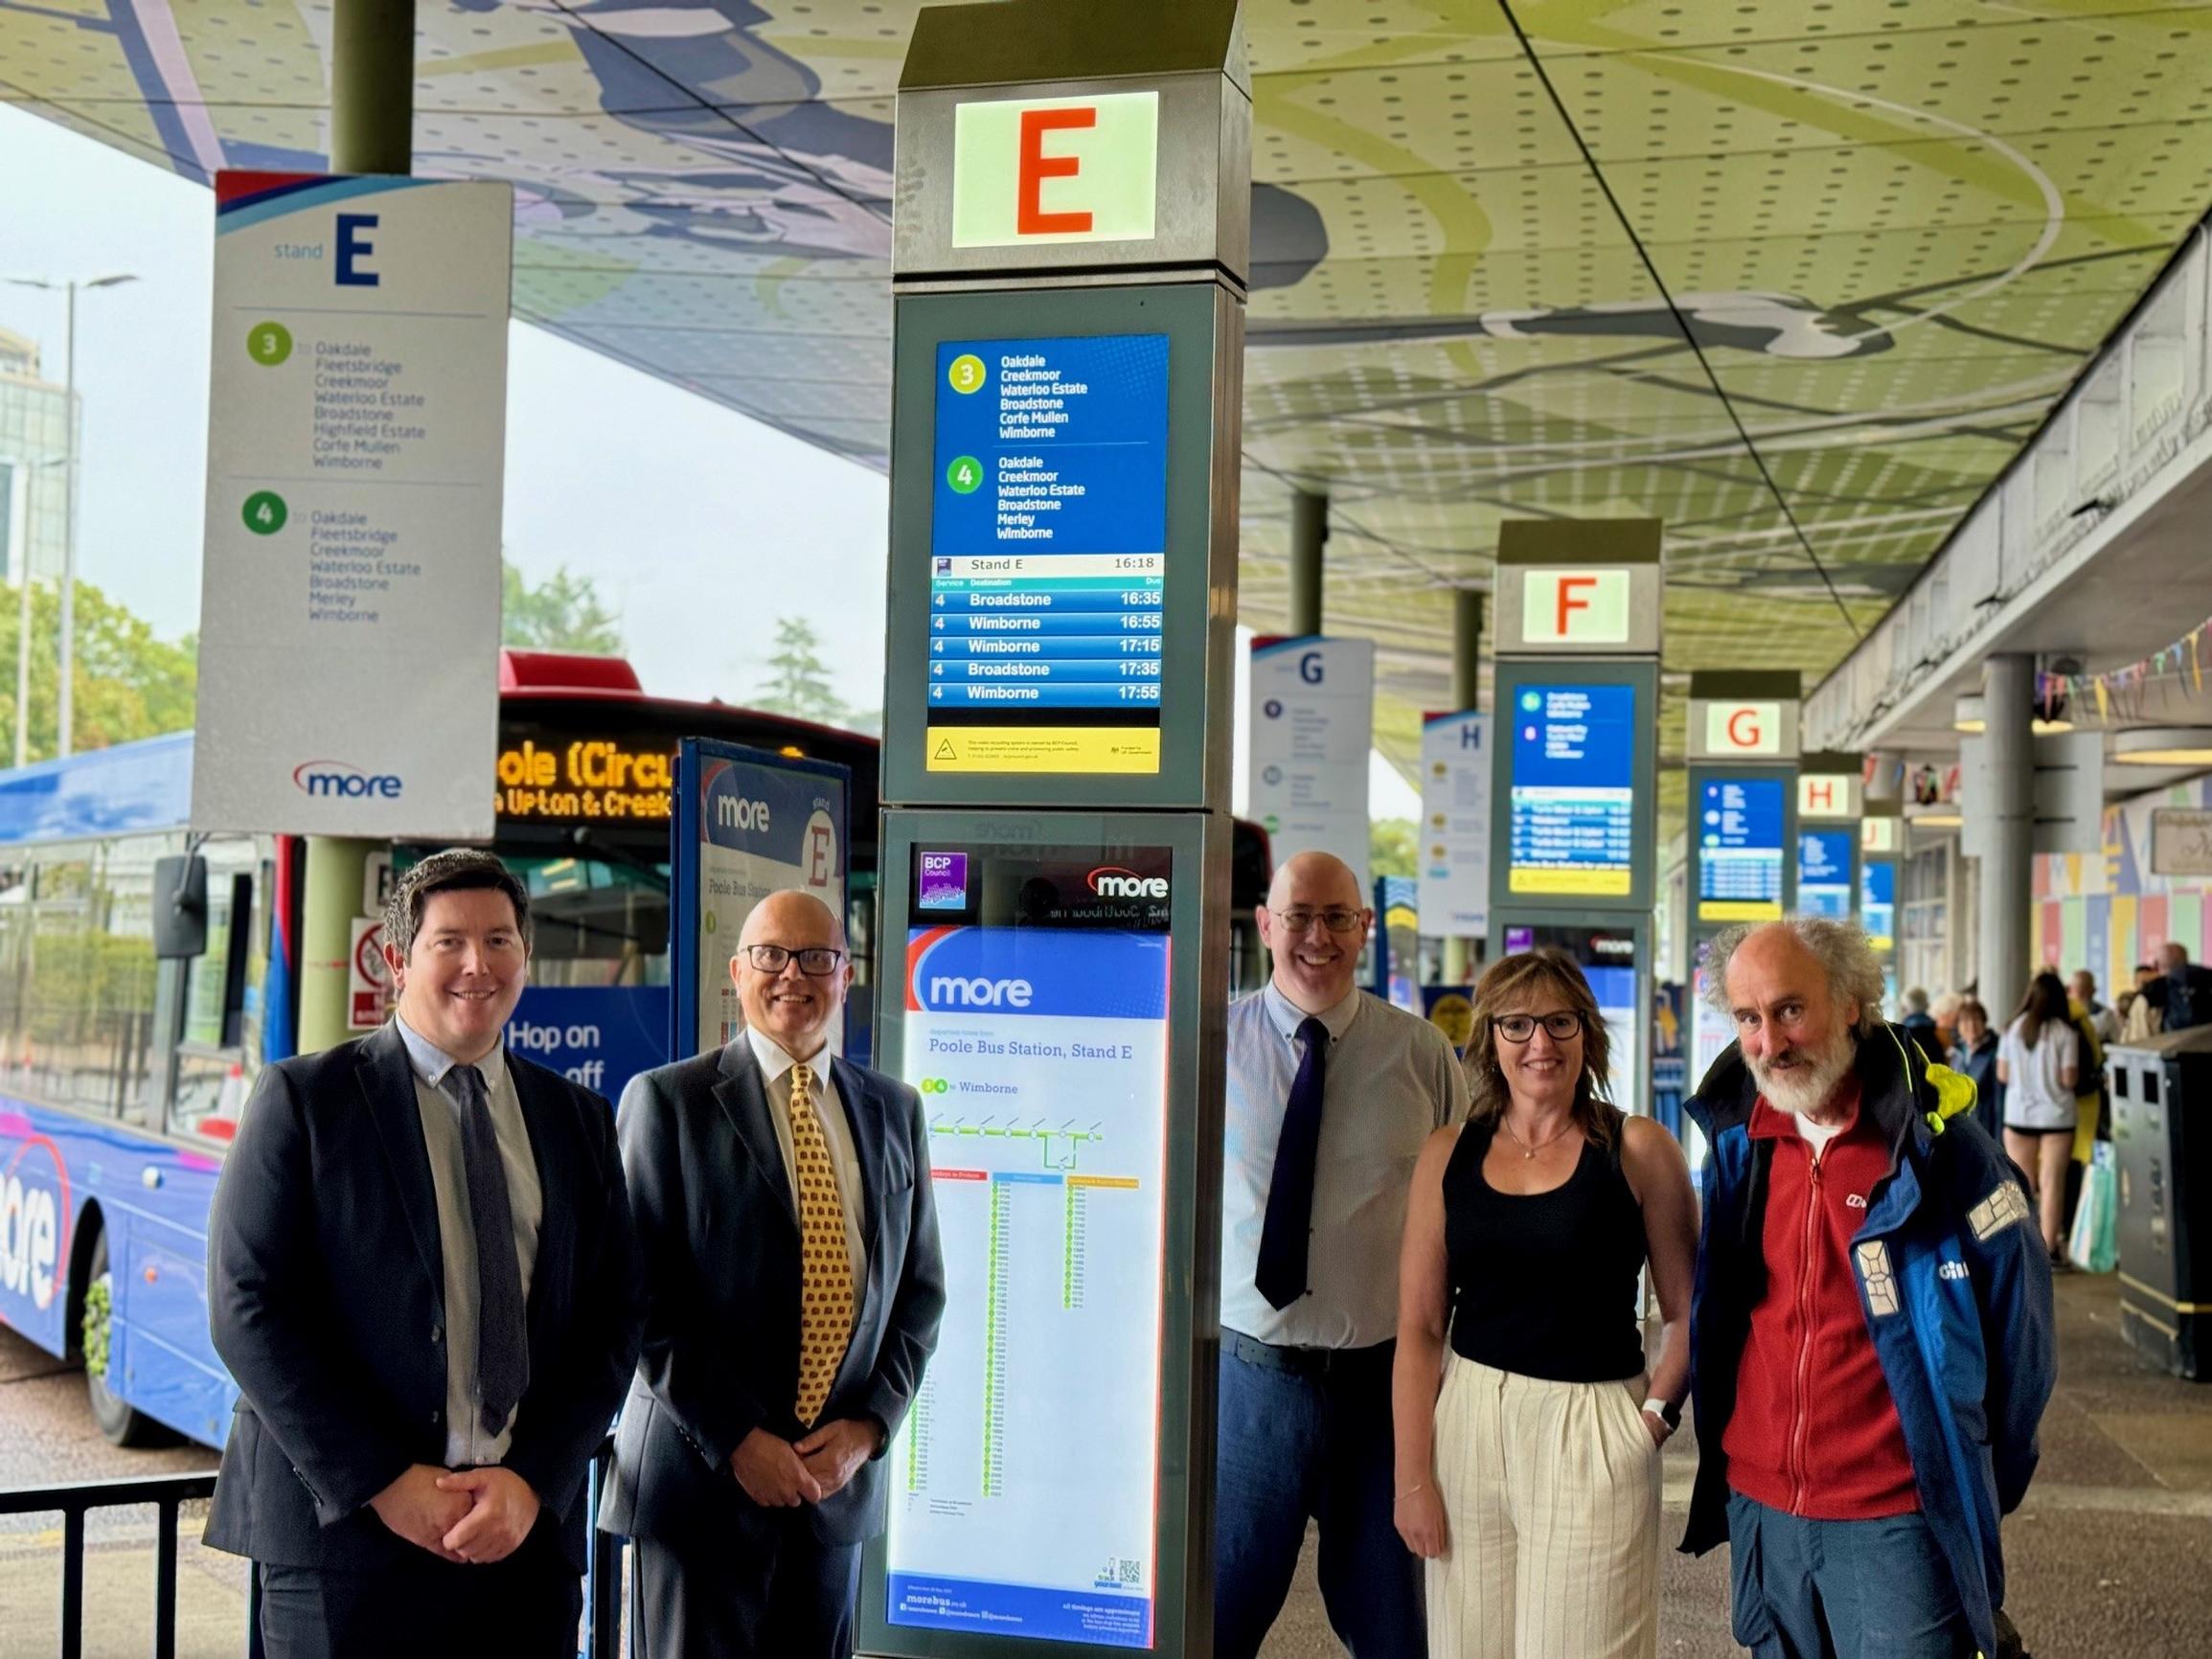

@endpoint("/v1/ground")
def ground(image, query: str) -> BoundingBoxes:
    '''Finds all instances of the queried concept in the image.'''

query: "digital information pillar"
[1684,673,1800,1091]
[1794,753,1865,927]
[1860,808,1903,988]
[866,6,1248,1655]
[1487,520,1662,1117]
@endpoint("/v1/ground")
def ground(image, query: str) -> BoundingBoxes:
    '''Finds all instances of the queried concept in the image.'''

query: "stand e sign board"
[671,739,851,1062]
[193,171,510,838]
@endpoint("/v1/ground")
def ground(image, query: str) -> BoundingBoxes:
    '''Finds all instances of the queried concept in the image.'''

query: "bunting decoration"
[2039,615,2212,725]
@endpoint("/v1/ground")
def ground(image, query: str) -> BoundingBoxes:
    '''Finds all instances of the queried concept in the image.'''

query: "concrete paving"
[0,1269,2201,1656]
[1259,1271,2212,1659]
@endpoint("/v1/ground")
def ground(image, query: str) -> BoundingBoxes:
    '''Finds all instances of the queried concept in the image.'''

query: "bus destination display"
[1797,829,1854,920]
[926,334,1170,779]
[1508,683,1636,896]
[885,844,1171,1648]
[1697,777,1784,922]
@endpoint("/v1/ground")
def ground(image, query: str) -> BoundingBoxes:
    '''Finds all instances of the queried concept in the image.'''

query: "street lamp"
[6,456,66,768]
[3,273,139,758]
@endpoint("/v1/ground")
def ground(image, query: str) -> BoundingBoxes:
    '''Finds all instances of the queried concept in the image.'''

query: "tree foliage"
[753,616,851,726]
[0,580,196,763]
[1370,816,1419,881]
[503,559,624,655]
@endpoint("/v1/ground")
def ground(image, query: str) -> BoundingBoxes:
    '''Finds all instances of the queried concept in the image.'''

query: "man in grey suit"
[602,888,945,1658]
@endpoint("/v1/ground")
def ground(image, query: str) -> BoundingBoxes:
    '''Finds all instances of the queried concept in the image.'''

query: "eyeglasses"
[1268,907,1365,935]
[741,943,846,977]
[1491,1011,1585,1043]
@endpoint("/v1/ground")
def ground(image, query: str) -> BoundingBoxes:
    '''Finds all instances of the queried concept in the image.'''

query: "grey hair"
[1700,917,1887,1035]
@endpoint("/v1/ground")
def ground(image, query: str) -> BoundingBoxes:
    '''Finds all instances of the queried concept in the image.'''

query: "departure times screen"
[1798,829,1854,920]
[1862,860,1897,952]
[1697,777,1784,922]
[924,333,1170,779]
[885,842,1173,1648]
[1508,683,1637,896]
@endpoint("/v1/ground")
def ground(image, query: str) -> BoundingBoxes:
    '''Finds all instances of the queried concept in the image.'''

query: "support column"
[299,0,415,1056]
[1444,588,1485,984]
[1977,652,2035,1023]
[1288,489,1326,636]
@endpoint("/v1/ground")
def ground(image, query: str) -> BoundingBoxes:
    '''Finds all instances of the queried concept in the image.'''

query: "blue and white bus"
[0,648,1274,1450]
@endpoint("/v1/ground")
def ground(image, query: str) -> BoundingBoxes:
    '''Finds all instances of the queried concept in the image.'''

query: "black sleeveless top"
[1443,1111,1648,1383]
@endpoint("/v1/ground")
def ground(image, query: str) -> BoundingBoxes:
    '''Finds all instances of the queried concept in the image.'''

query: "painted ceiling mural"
[7,0,2212,785]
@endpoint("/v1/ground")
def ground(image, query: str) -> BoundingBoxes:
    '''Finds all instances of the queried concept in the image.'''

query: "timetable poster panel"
[924,334,1170,778]
[886,843,1172,1649]
[1508,683,1637,896]
[1798,829,1855,920]
[1697,777,1784,923]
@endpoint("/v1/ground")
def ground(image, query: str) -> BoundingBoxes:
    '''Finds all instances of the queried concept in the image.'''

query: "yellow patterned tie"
[788,1061,855,1427]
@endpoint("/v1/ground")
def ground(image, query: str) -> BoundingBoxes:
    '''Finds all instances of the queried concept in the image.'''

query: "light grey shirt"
[745,1027,868,1311]
[1220,984,1468,1350]
[395,1015,544,1468]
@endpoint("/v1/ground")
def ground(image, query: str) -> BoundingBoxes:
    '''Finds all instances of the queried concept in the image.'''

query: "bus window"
[173,837,267,1143]
[510,857,670,989]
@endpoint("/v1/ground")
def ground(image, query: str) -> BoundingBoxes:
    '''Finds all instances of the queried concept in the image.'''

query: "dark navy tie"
[445,1063,528,1433]
[1256,1016,1330,1311]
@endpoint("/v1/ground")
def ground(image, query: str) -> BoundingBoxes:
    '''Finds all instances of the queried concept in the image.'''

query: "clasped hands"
[368,1464,540,1564]
[731,1420,879,1508]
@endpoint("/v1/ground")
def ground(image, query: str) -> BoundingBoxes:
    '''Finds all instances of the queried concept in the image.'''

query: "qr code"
[1118,1558,1143,1585]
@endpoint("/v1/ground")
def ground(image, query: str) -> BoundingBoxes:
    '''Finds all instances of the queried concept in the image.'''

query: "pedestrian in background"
[1949,998,2003,1141]
[1394,950,1697,1659]
[1900,987,1938,1056]
[1997,972,2081,1265]
[2069,971,2119,1050]
[1216,851,1468,1659]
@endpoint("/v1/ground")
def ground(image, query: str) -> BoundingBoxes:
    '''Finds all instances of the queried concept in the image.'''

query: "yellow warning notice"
[1699,899,1783,922]
[1508,867,1633,897]
[925,726,1162,775]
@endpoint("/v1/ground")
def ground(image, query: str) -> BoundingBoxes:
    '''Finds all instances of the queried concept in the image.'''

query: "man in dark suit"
[602,887,945,1658]
[206,849,644,1657]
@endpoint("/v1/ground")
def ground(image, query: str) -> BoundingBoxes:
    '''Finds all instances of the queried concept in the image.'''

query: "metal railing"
[2,1446,627,1659]
[0,1466,218,1659]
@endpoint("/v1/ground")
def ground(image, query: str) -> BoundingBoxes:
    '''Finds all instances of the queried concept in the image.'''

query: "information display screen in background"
[1861,860,1897,953]
[924,334,1170,779]
[1419,711,1491,938]
[1696,777,1784,923]
[1797,829,1855,920]
[885,841,1172,1649]
[672,741,848,1061]
[1494,924,1641,1116]
[1508,684,1636,896]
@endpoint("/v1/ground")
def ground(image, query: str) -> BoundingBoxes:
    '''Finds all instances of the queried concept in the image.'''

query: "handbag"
[2067,1142,2118,1274]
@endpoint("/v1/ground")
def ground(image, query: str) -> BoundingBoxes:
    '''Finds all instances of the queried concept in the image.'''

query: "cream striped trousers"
[1426,1353,1662,1659]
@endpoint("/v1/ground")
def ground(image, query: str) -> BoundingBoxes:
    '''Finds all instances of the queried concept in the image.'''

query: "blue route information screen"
[1509,683,1637,897]
[926,334,1170,778]
[1862,860,1897,952]
[884,843,1172,1649]
[1697,777,1784,922]
[1798,829,1854,920]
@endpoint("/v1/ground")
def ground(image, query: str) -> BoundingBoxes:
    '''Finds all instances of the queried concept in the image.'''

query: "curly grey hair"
[1699,917,1887,1035]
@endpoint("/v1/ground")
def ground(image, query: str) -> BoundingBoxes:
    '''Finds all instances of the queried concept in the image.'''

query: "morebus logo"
[925,975,1034,1010]
[292,760,402,799]
[716,793,771,832]
[1086,866,1168,900]
[0,1138,69,1312]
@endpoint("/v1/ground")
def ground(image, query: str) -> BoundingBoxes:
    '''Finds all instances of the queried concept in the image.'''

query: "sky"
[0,102,1420,819]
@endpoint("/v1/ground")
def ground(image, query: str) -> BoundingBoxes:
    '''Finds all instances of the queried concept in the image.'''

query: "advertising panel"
[1696,777,1784,923]
[1797,829,1855,920]
[505,985,672,1103]
[924,332,1170,778]
[1248,636,1375,890]
[1419,711,1491,939]
[1861,860,1898,953]
[672,741,850,1061]
[884,841,1172,1649]
[192,171,510,838]
[1496,922,1643,1115]
[1507,682,1636,897]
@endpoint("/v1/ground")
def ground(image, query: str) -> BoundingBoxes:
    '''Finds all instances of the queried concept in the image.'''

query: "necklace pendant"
[1523,1148,1536,1160]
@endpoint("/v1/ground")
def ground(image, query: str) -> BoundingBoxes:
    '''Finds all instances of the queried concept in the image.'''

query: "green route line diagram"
[928,1117,1105,1172]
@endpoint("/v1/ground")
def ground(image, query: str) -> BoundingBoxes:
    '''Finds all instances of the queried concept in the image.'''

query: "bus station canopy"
[7,0,2210,776]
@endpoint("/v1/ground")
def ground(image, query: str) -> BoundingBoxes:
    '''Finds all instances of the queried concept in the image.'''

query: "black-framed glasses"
[741,943,846,977]
[1269,906,1365,935]
[1491,1011,1585,1043]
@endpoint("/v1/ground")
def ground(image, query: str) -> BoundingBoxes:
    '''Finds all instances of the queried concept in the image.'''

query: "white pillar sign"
[1247,636,1374,890]
[1419,711,1490,937]
[192,171,512,837]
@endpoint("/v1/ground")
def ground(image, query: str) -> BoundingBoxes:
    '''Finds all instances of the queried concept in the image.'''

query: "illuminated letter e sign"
[951,91,1160,249]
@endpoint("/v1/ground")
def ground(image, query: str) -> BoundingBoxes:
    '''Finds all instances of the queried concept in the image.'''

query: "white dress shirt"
[1220,984,1468,1350]
[746,1027,868,1311]
[394,1015,543,1468]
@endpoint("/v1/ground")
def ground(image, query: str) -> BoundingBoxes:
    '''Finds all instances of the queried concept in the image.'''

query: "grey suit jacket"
[597,1039,946,1547]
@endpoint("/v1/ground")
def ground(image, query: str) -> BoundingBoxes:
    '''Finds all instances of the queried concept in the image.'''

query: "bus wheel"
[82,1227,172,1448]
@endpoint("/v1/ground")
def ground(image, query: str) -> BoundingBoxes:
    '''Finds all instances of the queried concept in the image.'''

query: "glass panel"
[172,838,268,1145]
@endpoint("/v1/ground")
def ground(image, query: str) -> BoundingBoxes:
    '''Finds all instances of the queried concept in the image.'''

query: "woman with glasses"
[1392,950,1698,1659]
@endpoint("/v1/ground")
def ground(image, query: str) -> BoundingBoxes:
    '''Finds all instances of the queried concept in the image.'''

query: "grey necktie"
[443,1063,528,1433]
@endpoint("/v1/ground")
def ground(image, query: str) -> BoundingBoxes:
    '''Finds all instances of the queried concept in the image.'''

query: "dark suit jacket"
[598,1040,945,1548]
[204,1023,645,1573]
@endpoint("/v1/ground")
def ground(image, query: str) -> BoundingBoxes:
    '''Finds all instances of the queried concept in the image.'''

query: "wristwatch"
[1642,1397,1682,1431]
